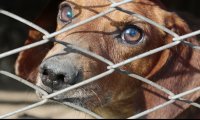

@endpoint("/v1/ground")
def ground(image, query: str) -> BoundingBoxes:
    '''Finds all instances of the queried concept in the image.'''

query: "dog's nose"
[40,57,80,90]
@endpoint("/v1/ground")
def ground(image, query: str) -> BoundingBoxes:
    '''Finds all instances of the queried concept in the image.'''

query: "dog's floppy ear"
[146,11,195,79]
[143,13,200,118]
[15,0,61,83]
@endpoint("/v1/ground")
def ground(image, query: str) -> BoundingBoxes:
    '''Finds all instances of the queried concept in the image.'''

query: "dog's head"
[15,0,200,118]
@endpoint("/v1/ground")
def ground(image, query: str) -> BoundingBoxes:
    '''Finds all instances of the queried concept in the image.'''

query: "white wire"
[0,0,200,119]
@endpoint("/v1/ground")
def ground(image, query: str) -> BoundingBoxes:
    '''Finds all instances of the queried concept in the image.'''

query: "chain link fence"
[0,0,200,119]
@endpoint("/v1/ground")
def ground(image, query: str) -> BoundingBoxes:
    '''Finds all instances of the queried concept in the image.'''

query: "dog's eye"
[121,26,143,45]
[59,4,73,23]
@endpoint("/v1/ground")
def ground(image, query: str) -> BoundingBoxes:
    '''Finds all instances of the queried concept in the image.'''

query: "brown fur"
[15,0,200,119]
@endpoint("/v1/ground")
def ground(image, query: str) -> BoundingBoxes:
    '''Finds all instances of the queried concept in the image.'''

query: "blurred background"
[0,0,200,119]
[0,0,49,91]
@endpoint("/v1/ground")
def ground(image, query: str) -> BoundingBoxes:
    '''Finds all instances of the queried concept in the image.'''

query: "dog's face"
[16,0,194,118]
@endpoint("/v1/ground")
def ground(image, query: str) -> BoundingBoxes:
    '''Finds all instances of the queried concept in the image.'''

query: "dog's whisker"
[91,90,103,107]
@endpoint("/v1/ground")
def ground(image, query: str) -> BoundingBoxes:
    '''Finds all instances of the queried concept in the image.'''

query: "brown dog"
[15,0,200,119]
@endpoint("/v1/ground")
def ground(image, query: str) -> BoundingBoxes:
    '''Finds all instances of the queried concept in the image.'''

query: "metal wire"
[0,0,200,119]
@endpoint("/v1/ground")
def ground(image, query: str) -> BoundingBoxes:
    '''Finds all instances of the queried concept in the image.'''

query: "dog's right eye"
[121,25,144,45]
[59,4,73,24]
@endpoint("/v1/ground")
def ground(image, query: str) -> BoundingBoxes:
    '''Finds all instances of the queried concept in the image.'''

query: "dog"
[15,0,200,119]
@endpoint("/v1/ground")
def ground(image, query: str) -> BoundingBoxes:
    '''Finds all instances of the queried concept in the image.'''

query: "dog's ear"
[15,0,61,83]
[146,11,194,79]
[145,12,190,78]
[143,13,200,118]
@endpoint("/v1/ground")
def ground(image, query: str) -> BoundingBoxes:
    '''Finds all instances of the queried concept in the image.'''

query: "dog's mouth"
[36,89,94,108]
[36,81,105,109]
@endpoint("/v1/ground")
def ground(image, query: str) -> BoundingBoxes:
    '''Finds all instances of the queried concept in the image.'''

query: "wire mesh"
[0,0,200,119]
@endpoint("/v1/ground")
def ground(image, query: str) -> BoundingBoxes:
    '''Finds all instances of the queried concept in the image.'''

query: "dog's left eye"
[59,4,73,23]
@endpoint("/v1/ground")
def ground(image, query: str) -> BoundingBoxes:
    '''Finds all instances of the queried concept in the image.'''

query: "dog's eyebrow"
[125,15,144,22]
[109,15,145,28]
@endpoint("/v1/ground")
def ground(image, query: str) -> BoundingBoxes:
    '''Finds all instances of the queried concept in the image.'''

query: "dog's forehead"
[62,0,164,23]
[54,0,168,37]
[64,0,163,8]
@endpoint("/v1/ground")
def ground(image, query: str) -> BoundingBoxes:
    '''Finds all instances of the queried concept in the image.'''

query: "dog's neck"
[94,40,200,119]
[94,86,145,119]
[143,40,200,119]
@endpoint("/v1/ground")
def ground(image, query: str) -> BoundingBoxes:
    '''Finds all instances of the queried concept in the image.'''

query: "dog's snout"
[40,57,80,90]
